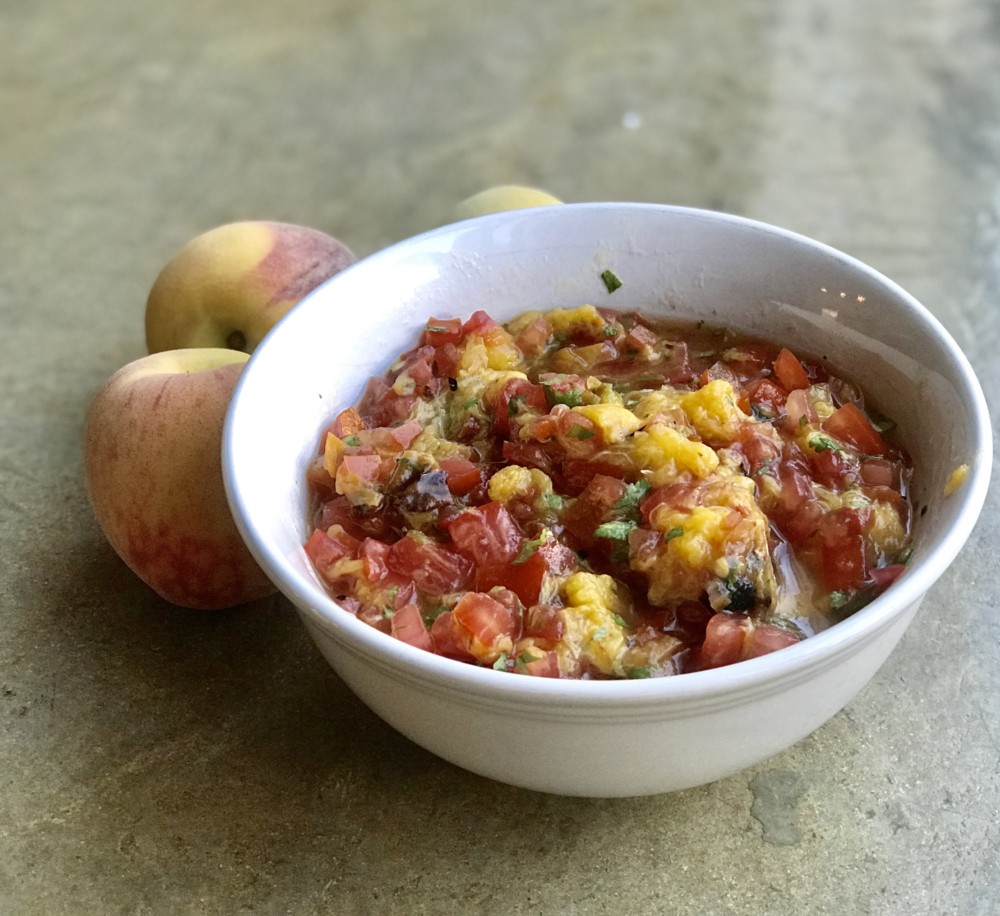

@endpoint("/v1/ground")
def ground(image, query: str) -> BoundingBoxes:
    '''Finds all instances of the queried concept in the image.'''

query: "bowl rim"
[223,202,993,709]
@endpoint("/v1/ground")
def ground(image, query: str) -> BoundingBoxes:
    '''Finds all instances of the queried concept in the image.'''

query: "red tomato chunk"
[305,306,914,679]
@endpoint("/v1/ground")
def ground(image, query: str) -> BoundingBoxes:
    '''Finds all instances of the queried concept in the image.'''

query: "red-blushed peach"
[453,185,562,222]
[84,348,276,609]
[145,221,356,354]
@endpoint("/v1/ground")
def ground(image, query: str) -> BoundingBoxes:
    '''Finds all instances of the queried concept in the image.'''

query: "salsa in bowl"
[223,203,990,796]
[303,305,913,681]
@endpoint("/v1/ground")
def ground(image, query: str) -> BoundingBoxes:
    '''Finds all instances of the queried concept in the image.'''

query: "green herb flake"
[507,394,526,416]
[568,424,596,440]
[897,546,914,565]
[612,614,628,629]
[799,415,809,427]
[513,529,553,565]
[602,324,619,338]
[594,519,637,542]
[600,269,623,293]
[463,398,479,410]
[613,478,652,516]
[382,606,395,619]
[665,526,684,542]
[514,650,540,673]
[342,434,361,447]
[542,383,585,408]
[829,590,852,610]
[422,604,449,625]
[626,667,653,679]
[492,652,509,671]
[751,458,775,478]
[809,434,845,454]
[543,491,566,511]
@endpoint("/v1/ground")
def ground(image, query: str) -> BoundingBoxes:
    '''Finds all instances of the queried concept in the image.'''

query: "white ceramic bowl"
[223,203,991,797]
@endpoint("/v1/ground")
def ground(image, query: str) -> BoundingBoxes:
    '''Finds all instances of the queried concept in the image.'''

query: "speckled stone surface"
[1,0,997,913]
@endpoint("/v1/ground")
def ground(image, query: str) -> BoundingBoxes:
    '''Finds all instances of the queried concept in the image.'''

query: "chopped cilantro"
[492,652,509,671]
[463,398,479,409]
[594,519,636,541]
[382,606,395,619]
[422,604,449,625]
[542,382,584,408]
[603,324,619,338]
[507,394,526,416]
[568,424,596,440]
[626,667,653,679]
[809,434,845,454]
[543,491,566,511]
[514,650,540,673]
[600,269,623,293]
[342,434,361,447]
[513,529,553,564]
[612,614,628,629]
[799,415,809,427]
[665,526,684,542]
[613,479,652,516]
[751,458,775,477]
[829,590,852,610]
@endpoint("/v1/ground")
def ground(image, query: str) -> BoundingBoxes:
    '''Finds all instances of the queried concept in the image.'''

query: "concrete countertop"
[2,0,997,913]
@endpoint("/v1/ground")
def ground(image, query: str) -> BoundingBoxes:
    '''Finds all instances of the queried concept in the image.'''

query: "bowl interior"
[223,203,991,699]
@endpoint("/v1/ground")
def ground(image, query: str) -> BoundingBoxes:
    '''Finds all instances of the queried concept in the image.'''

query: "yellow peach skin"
[453,185,562,222]
[145,221,356,354]
[84,348,276,609]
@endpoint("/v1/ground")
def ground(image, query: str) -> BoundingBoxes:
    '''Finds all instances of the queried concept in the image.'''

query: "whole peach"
[84,348,276,609]
[453,185,562,222]
[145,221,356,354]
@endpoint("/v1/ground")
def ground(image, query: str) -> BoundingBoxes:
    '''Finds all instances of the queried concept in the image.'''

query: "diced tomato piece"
[773,347,811,391]
[778,498,824,547]
[640,482,701,523]
[329,407,365,439]
[389,421,423,449]
[810,447,860,490]
[515,317,554,357]
[870,564,906,589]
[361,537,391,581]
[822,403,891,458]
[562,474,628,543]
[493,379,548,437]
[420,317,464,347]
[475,537,576,607]
[452,591,521,661]
[552,408,600,456]
[340,454,382,482]
[818,507,872,591]
[387,534,474,594]
[559,454,636,496]
[517,648,561,677]
[431,342,460,379]
[698,362,742,390]
[699,613,749,669]
[623,323,658,354]
[305,526,362,583]
[501,440,556,476]
[462,310,501,336]
[447,502,522,566]
[429,611,476,661]
[438,457,483,496]
[776,457,815,512]
[738,425,782,477]
[525,604,564,641]
[359,378,417,428]
[744,378,788,420]
[860,458,898,488]
[742,623,801,659]
[389,603,433,650]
